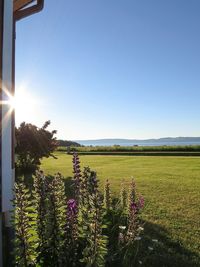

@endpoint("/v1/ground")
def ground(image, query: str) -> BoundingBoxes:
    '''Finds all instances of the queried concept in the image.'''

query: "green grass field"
[41,153,200,266]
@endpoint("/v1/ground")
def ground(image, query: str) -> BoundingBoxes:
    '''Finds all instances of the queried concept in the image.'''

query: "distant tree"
[57,140,81,147]
[15,121,57,173]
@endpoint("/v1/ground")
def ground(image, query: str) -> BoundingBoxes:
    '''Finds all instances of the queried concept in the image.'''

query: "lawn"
[41,153,200,267]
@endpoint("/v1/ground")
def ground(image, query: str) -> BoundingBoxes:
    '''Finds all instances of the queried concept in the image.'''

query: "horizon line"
[68,136,200,142]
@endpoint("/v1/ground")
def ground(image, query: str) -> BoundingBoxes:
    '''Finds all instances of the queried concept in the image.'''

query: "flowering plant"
[13,153,145,266]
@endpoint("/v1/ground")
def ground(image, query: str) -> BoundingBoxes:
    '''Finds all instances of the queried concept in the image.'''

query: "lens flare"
[13,87,37,123]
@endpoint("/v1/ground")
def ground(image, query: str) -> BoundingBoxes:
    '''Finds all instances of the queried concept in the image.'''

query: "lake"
[77,140,200,147]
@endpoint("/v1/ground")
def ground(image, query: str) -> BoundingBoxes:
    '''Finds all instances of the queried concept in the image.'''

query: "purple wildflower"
[67,199,78,218]
[131,202,137,211]
[65,198,79,265]
[137,195,144,210]
[130,195,144,214]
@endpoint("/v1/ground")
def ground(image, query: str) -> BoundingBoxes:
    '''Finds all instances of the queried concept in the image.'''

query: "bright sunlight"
[10,86,37,123]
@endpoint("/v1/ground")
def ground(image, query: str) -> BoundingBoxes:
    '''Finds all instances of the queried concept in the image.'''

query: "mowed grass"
[41,153,200,266]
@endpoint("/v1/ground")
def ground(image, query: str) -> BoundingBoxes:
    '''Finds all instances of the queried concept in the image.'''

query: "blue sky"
[15,0,200,140]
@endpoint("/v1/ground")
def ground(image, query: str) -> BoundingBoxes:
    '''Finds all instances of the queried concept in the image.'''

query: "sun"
[9,87,37,123]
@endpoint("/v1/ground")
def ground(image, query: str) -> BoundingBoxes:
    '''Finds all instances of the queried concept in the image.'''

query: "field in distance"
[57,145,200,156]
[41,153,200,266]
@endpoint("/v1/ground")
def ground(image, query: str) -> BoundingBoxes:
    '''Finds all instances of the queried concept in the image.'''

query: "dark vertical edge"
[0,0,4,214]
[0,1,4,266]
[12,21,15,170]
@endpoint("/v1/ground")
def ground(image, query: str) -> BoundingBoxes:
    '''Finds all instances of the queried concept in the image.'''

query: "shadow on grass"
[136,221,200,267]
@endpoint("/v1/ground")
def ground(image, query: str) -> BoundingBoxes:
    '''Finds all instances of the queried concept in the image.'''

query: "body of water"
[77,140,200,147]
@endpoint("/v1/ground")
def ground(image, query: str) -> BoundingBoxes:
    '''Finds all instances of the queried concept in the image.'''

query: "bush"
[15,121,57,174]
[13,153,145,267]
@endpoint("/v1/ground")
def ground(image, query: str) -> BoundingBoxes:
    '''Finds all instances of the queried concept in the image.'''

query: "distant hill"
[57,140,81,147]
[75,137,200,147]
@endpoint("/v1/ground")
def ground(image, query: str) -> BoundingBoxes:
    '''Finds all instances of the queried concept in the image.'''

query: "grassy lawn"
[41,153,200,266]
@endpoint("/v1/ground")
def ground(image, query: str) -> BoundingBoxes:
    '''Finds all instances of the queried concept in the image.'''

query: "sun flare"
[10,87,38,123]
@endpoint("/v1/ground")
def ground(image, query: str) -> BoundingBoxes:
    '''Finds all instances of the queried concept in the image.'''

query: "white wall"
[2,0,14,219]
[0,1,13,265]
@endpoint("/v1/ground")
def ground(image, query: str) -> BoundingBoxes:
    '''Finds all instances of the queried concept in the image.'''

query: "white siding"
[2,0,14,217]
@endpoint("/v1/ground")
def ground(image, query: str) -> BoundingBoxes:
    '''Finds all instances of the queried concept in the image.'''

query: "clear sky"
[15,0,200,140]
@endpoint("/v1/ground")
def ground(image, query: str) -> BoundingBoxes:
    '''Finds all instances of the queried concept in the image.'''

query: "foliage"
[103,179,111,210]
[13,182,38,266]
[33,170,49,263]
[14,153,145,266]
[15,121,57,173]
[79,167,107,267]
[57,140,81,147]
[71,144,200,153]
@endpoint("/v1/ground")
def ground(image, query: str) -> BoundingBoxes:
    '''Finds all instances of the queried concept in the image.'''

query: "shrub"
[15,121,57,174]
[13,153,145,266]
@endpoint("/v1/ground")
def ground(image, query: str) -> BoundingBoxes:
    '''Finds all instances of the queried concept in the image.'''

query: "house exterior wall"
[1,0,14,217]
[0,0,14,265]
